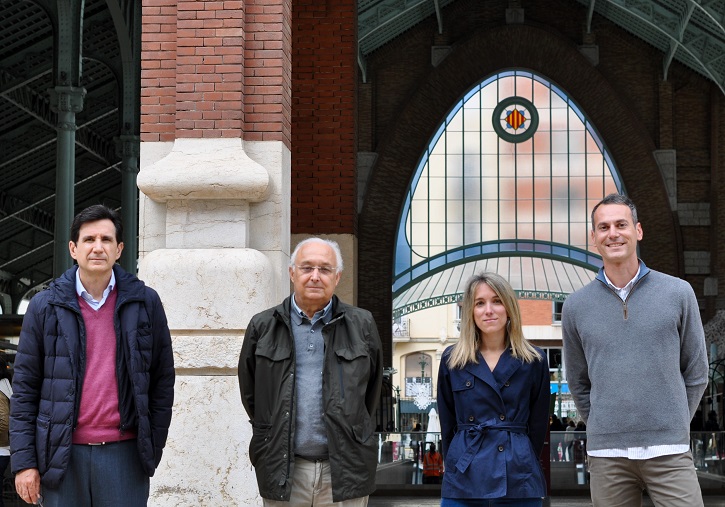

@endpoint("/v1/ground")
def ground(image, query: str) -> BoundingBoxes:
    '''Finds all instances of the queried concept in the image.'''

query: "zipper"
[283,365,294,487]
[111,292,148,431]
[74,315,86,429]
[622,272,648,320]
[114,301,129,430]
[281,312,294,489]
[48,288,84,429]
[598,270,648,320]
[55,302,85,430]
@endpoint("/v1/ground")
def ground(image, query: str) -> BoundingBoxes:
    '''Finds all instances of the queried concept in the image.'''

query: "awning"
[550,382,570,394]
[400,400,438,414]
[393,256,597,318]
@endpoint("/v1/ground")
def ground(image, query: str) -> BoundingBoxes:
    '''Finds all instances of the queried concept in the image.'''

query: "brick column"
[139,0,291,504]
[291,0,358,302]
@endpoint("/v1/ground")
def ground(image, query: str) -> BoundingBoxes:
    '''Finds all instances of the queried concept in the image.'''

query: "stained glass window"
[393,71,624,315]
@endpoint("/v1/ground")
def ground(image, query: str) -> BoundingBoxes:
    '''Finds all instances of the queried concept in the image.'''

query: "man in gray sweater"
[562,194,708,507]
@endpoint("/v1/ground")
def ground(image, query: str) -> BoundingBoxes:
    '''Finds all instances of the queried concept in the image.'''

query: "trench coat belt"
[454,418,528,473]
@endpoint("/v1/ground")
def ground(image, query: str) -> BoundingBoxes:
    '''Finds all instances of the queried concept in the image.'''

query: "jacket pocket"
[333,345,369,401]
[126,327,153,373]
[352,419,374,445]
[451,375,475,393]
[249,422,272,467]
[35,415,51,474]
[255,342,292,362]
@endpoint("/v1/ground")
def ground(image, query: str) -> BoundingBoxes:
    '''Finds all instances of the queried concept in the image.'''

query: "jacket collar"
[47,264,145,309]
[595,259,650,285]
[276,294,345,323]
[464,348,522,393]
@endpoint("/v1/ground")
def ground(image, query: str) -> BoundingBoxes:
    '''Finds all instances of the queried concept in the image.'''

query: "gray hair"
[289,237,344,273]
[591,193,638,230]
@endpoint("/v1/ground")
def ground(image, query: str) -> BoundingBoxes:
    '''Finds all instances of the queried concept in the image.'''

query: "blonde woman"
[437,273,549,507]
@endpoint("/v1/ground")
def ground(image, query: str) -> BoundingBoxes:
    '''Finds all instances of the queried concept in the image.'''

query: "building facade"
[1,0,724,505]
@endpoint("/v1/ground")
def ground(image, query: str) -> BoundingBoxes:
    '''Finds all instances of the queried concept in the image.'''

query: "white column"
[138,137,290,506]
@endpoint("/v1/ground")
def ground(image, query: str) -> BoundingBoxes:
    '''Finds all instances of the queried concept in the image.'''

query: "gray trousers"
[42,440,149,507]
[263,457,369,507]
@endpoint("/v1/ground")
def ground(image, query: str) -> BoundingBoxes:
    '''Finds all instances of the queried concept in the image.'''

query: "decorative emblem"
[492,96,539,143]
[406,379,433,410]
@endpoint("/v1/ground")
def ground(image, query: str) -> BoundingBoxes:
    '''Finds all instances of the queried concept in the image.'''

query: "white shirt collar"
[603,264,640,301]
[75,269,116,310]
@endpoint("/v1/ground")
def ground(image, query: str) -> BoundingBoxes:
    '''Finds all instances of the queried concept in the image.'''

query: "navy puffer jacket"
[10,265,175,487]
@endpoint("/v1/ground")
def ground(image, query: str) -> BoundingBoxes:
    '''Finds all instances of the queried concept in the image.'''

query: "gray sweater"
[562,262,708,451]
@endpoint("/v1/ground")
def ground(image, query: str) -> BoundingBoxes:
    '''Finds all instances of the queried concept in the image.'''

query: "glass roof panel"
[393,256,598,318]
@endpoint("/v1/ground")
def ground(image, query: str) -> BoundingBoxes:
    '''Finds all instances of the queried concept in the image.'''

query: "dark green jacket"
[238,295,383,502]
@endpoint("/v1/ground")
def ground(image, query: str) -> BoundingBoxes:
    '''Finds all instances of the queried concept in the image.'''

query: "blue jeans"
[441,499,543,507]
[42,440,149,507]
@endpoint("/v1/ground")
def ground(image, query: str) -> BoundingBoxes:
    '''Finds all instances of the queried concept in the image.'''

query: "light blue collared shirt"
[75,269,116,311]
[290,295,333,324]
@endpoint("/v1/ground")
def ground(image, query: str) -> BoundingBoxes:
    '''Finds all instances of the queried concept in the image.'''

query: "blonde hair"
[447,272,542,369]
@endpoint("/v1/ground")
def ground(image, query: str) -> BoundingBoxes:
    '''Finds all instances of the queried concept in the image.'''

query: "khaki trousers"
[588,452,703,507]
[263,457,369,507]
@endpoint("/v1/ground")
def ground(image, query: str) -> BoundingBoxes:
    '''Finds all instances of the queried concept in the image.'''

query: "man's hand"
[15,468,40,505]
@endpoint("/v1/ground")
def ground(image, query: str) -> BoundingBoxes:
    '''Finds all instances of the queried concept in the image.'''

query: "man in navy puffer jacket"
[10,205,175,507]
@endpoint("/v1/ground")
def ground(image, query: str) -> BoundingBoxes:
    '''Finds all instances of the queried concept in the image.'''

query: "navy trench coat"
[437,346,549,499]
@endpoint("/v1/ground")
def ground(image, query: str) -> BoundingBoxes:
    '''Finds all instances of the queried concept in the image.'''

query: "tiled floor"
[368,496,725,507]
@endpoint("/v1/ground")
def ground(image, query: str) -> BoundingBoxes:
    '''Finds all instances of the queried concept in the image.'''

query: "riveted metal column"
[50,0,85,277]
[117,135,140,274]
[50,86,86,277]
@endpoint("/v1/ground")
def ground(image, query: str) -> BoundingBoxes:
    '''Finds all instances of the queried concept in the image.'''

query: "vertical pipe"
[707,86,720,321]
[121,171,138,274]
[118,135,140,274]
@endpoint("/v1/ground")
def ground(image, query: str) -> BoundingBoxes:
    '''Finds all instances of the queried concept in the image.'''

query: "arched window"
[393,70,623,317]
[405,352,432,380]
[404,352,433,397]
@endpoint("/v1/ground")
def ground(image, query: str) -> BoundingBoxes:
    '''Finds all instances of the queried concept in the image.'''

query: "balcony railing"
[374,431,725,494]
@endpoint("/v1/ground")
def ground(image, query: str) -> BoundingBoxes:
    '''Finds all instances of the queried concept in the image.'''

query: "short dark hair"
[70,205,123,244]
[591,193,638,230]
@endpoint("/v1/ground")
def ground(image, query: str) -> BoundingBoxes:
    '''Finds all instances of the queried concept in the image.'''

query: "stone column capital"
[138,138,269,203]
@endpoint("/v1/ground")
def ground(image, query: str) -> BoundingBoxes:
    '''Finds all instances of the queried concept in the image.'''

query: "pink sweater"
[73,290,136,444]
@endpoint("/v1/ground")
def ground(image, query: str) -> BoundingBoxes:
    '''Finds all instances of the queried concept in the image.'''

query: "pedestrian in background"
[0,356,11,507]
[422,443,444,484]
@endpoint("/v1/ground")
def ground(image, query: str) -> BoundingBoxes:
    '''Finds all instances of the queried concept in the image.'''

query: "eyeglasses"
[295,265,337,276]
[36,495,44,507]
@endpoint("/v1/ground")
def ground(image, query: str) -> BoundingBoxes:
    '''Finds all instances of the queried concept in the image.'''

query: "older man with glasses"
[238,237,384,507]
